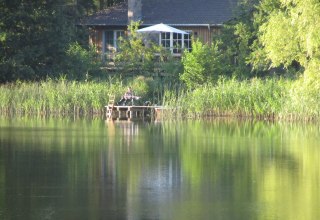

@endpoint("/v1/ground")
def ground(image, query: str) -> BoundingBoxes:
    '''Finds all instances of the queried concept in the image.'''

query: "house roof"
[82,0,238,27]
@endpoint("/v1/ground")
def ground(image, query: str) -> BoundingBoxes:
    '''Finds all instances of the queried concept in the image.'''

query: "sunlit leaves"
[180,40,224,89]
[115,21,163,76]
[257,0,320,71]
[260,12,301,67]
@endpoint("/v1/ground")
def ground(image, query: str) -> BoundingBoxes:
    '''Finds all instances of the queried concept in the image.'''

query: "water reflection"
[0,117,319,220]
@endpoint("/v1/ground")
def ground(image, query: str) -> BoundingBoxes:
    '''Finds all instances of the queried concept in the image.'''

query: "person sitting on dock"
[117,87,141,105]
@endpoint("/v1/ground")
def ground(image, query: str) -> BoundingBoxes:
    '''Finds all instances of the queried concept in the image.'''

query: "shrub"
[285,60,320,118]
[180,40,224,89]
[115,21,158,76]
[65,42,101,80]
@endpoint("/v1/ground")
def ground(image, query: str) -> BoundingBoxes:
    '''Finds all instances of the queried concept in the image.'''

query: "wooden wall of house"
[89,29,102,52]
[89,25,221,55]
[178,26,221,44]
[89,26,127,53]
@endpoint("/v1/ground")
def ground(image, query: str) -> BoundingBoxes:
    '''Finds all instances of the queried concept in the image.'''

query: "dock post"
[105,105,161,120]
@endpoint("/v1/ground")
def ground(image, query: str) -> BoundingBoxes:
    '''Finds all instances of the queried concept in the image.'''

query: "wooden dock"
[105,104,163,120]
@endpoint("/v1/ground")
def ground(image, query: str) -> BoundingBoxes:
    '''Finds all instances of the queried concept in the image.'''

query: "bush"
[115,21,158,76]
[65,42,101,80]
[284,60,320,118]
[180,40,224,89]
[115,21,183,81]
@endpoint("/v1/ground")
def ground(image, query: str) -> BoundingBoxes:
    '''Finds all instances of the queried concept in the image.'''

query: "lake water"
[0,117,319,220]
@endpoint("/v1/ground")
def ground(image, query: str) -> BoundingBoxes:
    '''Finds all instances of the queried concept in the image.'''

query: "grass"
[162,77,320,121]
[1,76,319,121]
[0,78,123,116]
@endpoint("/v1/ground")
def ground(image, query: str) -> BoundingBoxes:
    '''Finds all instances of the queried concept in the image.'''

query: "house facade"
[82,0,238,61]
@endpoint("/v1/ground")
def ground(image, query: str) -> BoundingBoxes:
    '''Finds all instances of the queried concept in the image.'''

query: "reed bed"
[162,77,320,121]
[0,78,123,116]
[1,76,319,120]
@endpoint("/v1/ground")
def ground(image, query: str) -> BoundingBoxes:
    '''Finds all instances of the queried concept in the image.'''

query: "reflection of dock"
[105,105,164,120]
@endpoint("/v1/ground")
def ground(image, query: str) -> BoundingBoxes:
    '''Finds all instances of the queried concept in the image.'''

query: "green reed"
[1,76,319,120]
[161,77,310,120]
[0,78,123,116]
[281,72,320,120]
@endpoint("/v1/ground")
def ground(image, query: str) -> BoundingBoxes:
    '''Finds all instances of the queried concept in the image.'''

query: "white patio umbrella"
[137,23,188,34]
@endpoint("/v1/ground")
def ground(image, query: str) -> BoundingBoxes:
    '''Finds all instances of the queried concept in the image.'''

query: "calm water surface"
[0,117,319,220]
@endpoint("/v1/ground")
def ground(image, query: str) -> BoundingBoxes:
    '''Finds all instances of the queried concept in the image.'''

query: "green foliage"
[120,75,180,105]
[215,0,310,77]
[65,42,101,80]
[125,75,150,98]
[115,21,182,81]
[162,77,303,119]
[212,0,270,78]
[284,59,320,118]
[115,21,158,76]
[1,76,320,120]
[0,78,124,116]
[94,0,125,9]
[161,75,320,120]
[173,0,272,80]
[0,0,93,82]
[255,0,320,76]
[259,11,301,67]
[180,40,224,89]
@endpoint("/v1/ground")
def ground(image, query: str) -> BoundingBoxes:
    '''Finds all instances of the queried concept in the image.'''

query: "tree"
[211,0,271,78]
[180,40,224,89]
[115,21,166,76]
[65,42,101,80]
[255,0,320,74]
[0,0,94,83]
[94,0,124,10]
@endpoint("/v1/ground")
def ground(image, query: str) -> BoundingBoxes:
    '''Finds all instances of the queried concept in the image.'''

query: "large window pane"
[105,31,114,52]
[173,33,182,54]
[160,30,192,54]
[115,31,124,51]
[184,32,192,52]
[161,32,171,50]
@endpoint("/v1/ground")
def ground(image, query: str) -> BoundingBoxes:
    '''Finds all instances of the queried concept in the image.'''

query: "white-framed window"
[184,31,192,52]
[161,32,171,49]
[105,30,114,52]
[102,30,124,61]
[173,33,182,54]
[114,30,124,51]
[104,30,124,52]
[160,31,192,54]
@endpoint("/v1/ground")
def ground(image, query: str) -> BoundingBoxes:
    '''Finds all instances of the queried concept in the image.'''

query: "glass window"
[105,31,114,52]
[161,32,171,49]
[160,31,192,54]
[115,31,124,51]
[173,33,182,54]
[105,30,125,53]
[184,31,192,52]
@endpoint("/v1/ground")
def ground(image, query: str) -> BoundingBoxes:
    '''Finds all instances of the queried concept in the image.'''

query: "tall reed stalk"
[1,76,319,120]
[0,78,123,116]
[161,77,318,120]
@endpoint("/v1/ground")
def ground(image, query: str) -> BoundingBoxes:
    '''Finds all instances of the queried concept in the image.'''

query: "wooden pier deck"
[105,104,163,120]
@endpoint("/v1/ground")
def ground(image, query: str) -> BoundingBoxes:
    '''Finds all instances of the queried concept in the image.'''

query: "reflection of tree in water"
[159,119,320,219]
[101,119,320,219]
[1,118,319,219]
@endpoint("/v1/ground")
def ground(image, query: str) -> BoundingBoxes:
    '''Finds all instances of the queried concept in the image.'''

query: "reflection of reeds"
[0,79,123,116]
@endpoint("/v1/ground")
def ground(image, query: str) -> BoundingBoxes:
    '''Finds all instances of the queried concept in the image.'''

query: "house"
[81,0,238,60]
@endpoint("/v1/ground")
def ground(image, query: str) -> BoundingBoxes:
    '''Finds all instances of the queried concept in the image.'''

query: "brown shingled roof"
[82,2,128,26]
[82,0,238,27]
